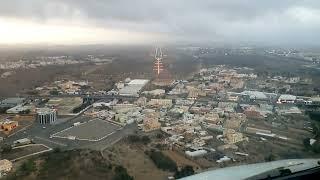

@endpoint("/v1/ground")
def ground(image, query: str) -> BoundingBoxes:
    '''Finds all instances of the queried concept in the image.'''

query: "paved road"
[2,115,137,151]
[79,123,138,151]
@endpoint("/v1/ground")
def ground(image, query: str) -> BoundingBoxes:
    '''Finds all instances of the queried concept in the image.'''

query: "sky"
[0,0,319,46]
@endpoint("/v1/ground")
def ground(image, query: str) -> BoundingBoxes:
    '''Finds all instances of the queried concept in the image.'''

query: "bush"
[141,136,151,145]
[1,144,12,153]
[146,150,177,172]
[113,165,133,180]
[127,135,150,145]
[127,135,140,143]
[303,138,311,149]
[174,165,195,179]
[19,160,36,176]
[264,154,276,162]
[49,89,59,95]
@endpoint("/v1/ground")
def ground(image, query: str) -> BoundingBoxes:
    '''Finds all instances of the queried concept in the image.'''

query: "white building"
[185,150,208,157]
[36,108,57,124]
[241,91,267,100]
[277,94,296,104]
[119,79,149,97]
[6,105,31,114]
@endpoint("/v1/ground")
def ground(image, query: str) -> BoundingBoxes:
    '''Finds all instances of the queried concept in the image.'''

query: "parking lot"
[52,119,121,141]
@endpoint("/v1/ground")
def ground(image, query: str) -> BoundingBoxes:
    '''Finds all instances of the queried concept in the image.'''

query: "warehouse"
[119,79,149,97]
[277,94,296,104]
[0,98,25,108]
[241,91,267,100]
[6,105,31,114]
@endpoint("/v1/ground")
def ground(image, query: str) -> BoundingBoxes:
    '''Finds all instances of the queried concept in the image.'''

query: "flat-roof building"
[241,91,268,100]
[277,94,296,104]
[119,79,149,97]
[0,98,25,108]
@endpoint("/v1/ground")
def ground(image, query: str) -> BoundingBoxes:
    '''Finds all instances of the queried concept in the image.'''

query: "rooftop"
[0,98,25,105]
[127,79,149,85]
[278,94,296,100]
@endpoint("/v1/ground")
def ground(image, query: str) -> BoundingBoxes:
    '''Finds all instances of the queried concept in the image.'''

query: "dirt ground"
[104,142,171,180]
[1,144,50,160]
[162,150,201,170]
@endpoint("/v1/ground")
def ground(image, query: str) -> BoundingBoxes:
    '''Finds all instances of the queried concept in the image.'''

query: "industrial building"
[118,79,149,97]
[0,98,25,108]
[6,105,31,114]
[241,91,267,100]
[36,108,57,124]
[277,94,296,104]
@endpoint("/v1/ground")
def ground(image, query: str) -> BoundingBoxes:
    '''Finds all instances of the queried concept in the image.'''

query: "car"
[42,126,46,129]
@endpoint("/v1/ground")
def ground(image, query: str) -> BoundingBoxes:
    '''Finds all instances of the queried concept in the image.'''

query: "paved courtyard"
[52,119,121,141]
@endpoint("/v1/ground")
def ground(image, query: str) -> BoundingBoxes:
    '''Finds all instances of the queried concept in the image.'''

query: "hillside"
[5,149,133,180]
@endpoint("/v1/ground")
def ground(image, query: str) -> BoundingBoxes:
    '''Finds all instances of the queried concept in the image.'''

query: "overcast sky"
[0,0,319,46]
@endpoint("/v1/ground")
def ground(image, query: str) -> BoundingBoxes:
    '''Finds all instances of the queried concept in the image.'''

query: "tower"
[153,48,164,76]
[152,47,174,86]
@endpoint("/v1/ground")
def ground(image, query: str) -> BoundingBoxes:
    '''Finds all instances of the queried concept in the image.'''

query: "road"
[2,115,138,151]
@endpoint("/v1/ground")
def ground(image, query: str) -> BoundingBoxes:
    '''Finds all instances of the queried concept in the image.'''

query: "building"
[0,121,18,132]
[13,138,31,146]
[310,96,320,106]
[204,113,220,124]
[241,91,268,101]
[0,98,25,108]
[277,94,296,104]
[0,159,12,174]
[185,150,208,157]
[119,79,149,97]
[6,105,31,114]
[148,99,173,108]
[142,89,165,96]
[243,106,264,119]
[134,97,147,107]
[276,105,301,114]
[36,108,57,124]
[143,118,161,132]
[223,129,246,144]
[228,95,239,102]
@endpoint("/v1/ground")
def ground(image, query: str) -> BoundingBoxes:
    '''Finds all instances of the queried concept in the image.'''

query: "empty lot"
[52,119,120,141]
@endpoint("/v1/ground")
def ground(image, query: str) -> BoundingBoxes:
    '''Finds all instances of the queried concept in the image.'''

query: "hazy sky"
[0,0,319,45]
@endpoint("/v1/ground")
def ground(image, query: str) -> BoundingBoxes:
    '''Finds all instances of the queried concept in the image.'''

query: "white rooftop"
[127,79,149,85]
[241,91,267,100]
[36,108,56,114]
[278,94,296,100]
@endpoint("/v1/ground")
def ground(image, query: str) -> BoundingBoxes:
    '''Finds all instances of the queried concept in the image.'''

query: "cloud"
[0,0,319,45]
